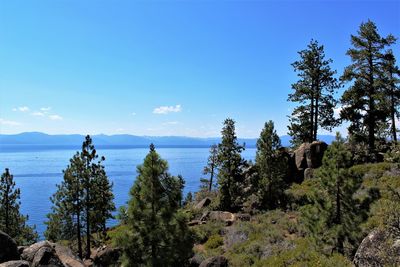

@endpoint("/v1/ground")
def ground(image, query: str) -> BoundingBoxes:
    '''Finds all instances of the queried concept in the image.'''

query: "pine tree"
[382,50,400,143]
[202,144,219,192]
[217,118,245,212]
[288,39,339,145]
[300,134,363,255]
[0,168,38,245]
[45,136,115,259]
[115,144,193,266]
[341,20,396,157]
[255,121,288,210]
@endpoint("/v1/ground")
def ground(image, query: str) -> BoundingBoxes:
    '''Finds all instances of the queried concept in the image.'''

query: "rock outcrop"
[91,245,120,267]
[199,255,228,267]
[354,229,400,267]
[0,231,20,264]
[19,240,85,267]
[291,141,328,181]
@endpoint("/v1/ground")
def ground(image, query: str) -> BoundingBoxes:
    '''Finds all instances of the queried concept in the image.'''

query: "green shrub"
[204,234,224,250]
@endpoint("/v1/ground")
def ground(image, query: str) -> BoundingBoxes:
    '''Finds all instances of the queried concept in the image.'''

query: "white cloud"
[31,111,45,117]
[14,106,30,112]
[49,115,63,121]
[153,104,182,114]
[131,112,137,116]
[40,107,52,111]
[0,118,21,126]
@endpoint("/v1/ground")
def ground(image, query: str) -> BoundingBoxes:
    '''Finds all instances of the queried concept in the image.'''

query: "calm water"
[0,146,256,238]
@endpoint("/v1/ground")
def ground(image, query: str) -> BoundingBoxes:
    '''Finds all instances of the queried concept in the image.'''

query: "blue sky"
[0,0,399,137]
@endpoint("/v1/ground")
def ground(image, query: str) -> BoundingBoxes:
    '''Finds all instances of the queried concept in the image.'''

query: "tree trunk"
[390,74,397,143]
[208,164,214,192]
[76,210,83,259]
[314,94,319,142]
[310,92,315,143]
[367,45,376,158]
[5,183,10,234]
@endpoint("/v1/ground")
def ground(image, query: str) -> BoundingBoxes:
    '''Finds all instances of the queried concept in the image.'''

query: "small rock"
[235,213,251,222]
[189,254,204,267]
[200,211,235,226]
[0,231,20,264]
[199,255,228,267]
[304,168,314,180]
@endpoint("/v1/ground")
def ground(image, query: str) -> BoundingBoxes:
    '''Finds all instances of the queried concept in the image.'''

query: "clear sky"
[0,0,399,137]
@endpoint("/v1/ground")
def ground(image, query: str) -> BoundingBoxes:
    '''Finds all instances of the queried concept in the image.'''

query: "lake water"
[0,145,256,238]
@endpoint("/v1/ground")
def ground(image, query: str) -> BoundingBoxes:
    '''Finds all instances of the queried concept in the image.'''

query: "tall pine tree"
[217,118,245,212]
[288,39,339,145]
[341,20,396,157]
[0,168,38,245]
[255,121,288,210]
[115,144,193,266]
[201,144,219,192]
[45,136,115,259]
[299,134,364,256]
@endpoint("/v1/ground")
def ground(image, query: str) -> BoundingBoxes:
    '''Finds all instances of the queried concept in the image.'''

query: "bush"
[204,234,224,250]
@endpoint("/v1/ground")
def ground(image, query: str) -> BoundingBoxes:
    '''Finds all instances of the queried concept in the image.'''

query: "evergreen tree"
[382,50,400,143]
[202,144,219,192]
[341,20,396,157]
[217,118,245,212]
[0,168,38,245]
[115,144,193,266]
[255,121,288,210]
[288,39,339,145]
[45,136,115,259]
[300,134,363,255]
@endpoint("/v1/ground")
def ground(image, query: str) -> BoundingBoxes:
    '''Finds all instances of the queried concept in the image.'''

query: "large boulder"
[0,261,30,267]
[194,197,212,210]
[354,229,400,266]
[54,243,85,267]
[199,255,228,267]
[294,141,328,170]
[21,241,53,262]
[92,245,120,267]
[21,241,85,267]
[0,231,20,263]
[32,246,63,267]
[200,211,235,226]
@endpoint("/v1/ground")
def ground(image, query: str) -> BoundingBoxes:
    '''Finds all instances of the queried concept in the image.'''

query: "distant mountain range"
[0,132,336,148]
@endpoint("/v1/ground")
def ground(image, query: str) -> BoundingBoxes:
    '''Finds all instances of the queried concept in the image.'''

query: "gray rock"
[304,168,314,180]
[54,243,85,267]
[92,245,120,267]
[21,241,52,262]
[0,231,20,264]
[189,254,204,267]
[200,211,235,226]
[199,256,228,267]
[32,246,63,267]
[0,261,30,267]
[353,229,400,267]
[194,197,212,210]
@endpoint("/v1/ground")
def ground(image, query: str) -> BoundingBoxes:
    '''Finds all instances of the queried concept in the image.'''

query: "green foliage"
[288,39,339,145]
[256,238,352,267]
[45,135,115,259]
[204,234,224,250]
[201,144,219,192]
[217,118,246,212]
[114,144,194,266]
[192,220,225,244]
[341,20,396,157]
[255,120,289,210]
[0,168,38,245]
[295,134,365,256]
